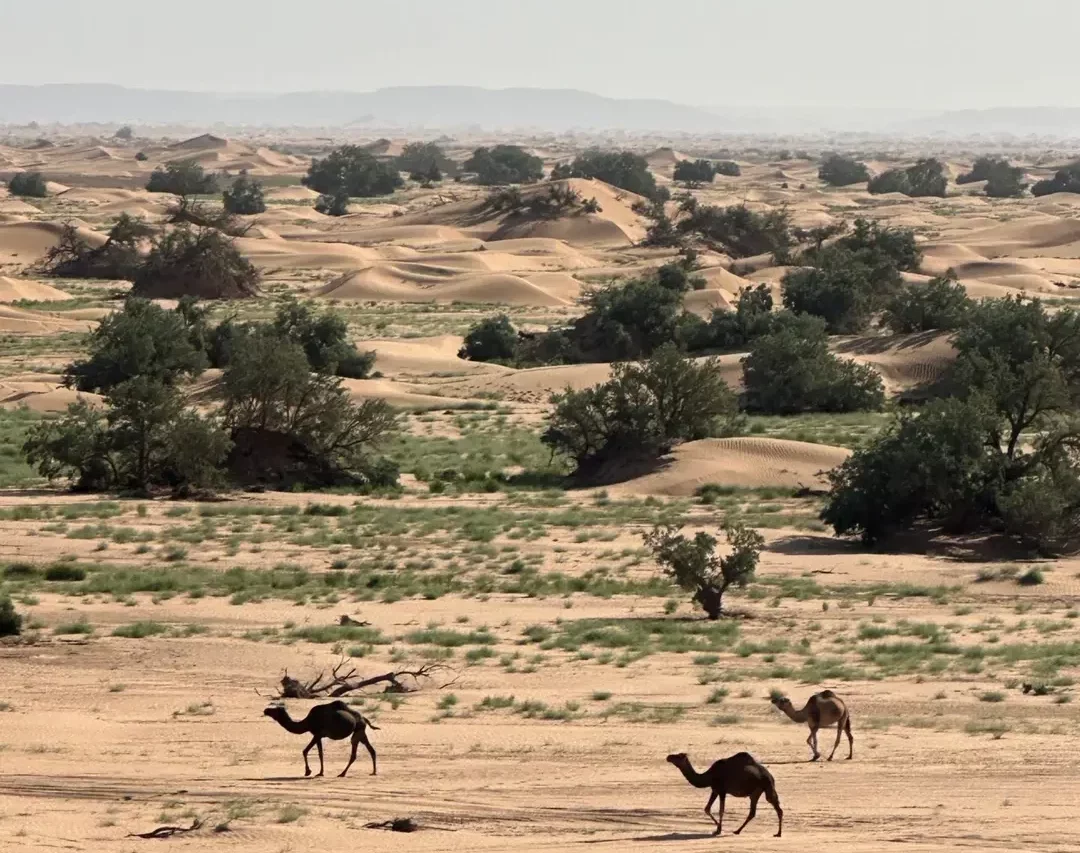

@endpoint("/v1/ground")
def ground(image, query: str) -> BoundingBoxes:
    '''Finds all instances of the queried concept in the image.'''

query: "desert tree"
[644,523,765,619]
[818,154,870,187]
[541,344,742,481]
[303,145,403,197]
[7,171,48,197]
[463,145,543,185]
[146,161,219,195]
[673,158,715,186]
[222,171,267,215]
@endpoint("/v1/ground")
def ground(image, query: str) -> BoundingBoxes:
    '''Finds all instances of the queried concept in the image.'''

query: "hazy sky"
[3,0,1078,109]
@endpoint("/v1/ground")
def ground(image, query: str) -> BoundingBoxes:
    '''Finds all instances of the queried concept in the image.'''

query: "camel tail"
[363,716,380,730]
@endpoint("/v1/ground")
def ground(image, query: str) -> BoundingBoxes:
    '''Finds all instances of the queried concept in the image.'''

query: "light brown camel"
[263,700,378,777]
[771,689,853,761]
[666,752,783,837]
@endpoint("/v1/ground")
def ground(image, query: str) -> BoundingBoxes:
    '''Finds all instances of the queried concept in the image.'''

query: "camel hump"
[818,689,836,699]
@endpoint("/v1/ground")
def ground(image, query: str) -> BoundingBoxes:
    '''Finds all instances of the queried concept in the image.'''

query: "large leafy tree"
[463,145,543,185]
[542,344,741,479]
[561,149,658,197]
[303,146,403,197]
[64,298,208,393]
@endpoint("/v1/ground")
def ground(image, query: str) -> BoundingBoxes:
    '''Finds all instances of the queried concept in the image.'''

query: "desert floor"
[0,133,1078,852]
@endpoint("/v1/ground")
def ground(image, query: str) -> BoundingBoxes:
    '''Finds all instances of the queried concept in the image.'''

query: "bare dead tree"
[260,658,454,700]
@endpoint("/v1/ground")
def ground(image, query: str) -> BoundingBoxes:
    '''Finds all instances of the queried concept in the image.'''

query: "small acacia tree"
[222,171,266,215]
[8,171,48,198]
[303,146,403,197]
[0,594,21,637]
[464,145,543,185]
[673,158,715,186]
[818,154,870,187]
[542,344,742,481]
[458,315,517,362]
[644,523,765,619]
[146,161,218,195]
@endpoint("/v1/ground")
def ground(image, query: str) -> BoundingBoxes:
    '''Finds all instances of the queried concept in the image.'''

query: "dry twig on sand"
[364,817,418,833]
[126,818,202,839]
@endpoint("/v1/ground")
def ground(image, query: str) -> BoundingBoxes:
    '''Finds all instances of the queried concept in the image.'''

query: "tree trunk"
[695,585,722,620]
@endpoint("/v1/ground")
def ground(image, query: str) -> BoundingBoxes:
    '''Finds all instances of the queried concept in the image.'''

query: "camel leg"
[827,720,844,761]
[314,738,325,777]
[766,787,783,838]
[340,727,377,777]
[807,727,820,761]
[733,793,758,835]
[703,791,719,831]
[845,716,854,760]
[300,738,315,777]
[715,793,726,837]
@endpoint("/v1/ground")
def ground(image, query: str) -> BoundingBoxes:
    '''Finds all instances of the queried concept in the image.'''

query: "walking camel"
[771,689,853,761]
[666,752,783,837]
[263,700,378,777]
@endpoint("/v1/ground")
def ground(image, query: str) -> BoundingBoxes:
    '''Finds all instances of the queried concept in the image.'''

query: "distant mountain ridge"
[3,84,1080,136]
[0,84,725,132]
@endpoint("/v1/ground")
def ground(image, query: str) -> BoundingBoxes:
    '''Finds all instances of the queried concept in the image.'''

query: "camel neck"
[675,761,711,789]
[782,703,810,723]
[273,712,309,735]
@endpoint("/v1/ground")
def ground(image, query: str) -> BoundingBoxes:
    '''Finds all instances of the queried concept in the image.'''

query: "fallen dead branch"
[260,658,456,700]
[364,817,418,833]
[126,818,202,839]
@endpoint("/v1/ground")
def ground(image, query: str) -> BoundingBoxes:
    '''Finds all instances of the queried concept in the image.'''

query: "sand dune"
[0,304,96,334]
[340,377,475,410]
[835,331,957,393]
[0,220,107,263]
[363,335,513,377]
[316,266,574,306]
[610,437,851,496]
[262,186,320,202]
[0,385,103,413]
[0,277,72,303]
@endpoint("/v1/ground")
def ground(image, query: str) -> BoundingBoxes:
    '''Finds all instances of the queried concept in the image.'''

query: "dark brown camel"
[666,752,783,837]
[263,700,378,777]
[771,689,853,761]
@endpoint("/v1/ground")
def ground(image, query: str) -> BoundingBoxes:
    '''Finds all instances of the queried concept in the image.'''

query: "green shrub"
[222,171,266,214]
[1032,162,1080,197]
[673,159,715,185]
[868,159,947,197]
[8,171,48,197]
[713,160,741,177]
[146,161,218,195]
[741,314,885,414]
[559,149,657,197]
[458,315,518,362]
[44,564,87,581]
[315,189,350,216]
[0,595,21,636]
[542,344,742,480]
[818,154,870,187]
[881,276,973,333]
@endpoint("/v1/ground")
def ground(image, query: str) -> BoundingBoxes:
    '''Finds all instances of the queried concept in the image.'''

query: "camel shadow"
[240,776,312,783]
[630,832,715,842]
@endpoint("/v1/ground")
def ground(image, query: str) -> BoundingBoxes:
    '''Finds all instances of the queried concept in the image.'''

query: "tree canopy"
[818,154,870,187]
[302,145,404,197]
[463,145,543,185]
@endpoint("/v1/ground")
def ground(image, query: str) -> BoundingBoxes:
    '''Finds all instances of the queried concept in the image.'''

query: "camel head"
[666,752,690,769]
[769,692,791,711]
[263,704,288,722]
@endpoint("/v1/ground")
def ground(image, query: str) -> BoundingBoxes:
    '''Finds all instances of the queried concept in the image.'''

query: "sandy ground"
[0,134,1079,852]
